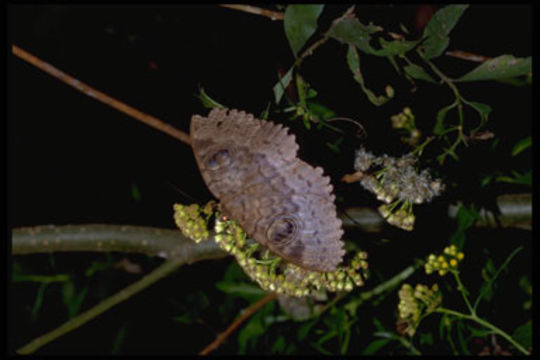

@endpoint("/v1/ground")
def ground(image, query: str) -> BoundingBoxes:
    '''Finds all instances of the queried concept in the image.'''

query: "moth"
[190,108,345,272]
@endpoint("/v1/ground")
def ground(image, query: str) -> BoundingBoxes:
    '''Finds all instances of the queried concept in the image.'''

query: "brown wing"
[190,108,344,272]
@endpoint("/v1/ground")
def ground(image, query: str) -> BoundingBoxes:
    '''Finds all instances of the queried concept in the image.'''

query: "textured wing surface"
[190,108,344,271]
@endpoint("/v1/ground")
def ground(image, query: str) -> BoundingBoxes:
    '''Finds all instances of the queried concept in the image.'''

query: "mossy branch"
[11,224,227,260]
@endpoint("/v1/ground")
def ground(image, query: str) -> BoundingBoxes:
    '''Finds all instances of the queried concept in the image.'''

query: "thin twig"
[445,50,493,63]
[17,258,184,354]
[219,4,284,21]
[294,5,355,68]
[11,45,191,146]
[199,292,278,355]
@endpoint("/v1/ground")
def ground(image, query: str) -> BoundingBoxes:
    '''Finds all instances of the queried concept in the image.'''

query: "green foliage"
[422,5,469,59]
[284,5,324,56]
[273,68,293,104]
[328,16,382,55]
[457,55,532,82]
[130,183,142,202]
[511,136,531,156]
[403,64,436,83]
[62,282,88,318]
[198,87,225,109]
[512,320,531,350]
[450,205,480,249]
[347,45,394,106]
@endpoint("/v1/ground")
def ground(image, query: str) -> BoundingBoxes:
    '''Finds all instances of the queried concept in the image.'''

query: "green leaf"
[457,55,532,82]
[130,183,142,202]
[419,332,434,345]
[296,73,309,108]
[238,312,265,354]
[215,281,266,301]
[512,320,532,350]
[237,301,274,353]
[512,136,531,156]
[85,258,112,277]
[468,325,494,338]
[273,68,293,104]
[31,283,48,319]
[310,341,333,355]
[474,247,523,311]
[111,324,128,354]
[298,318,318,340]
[326,136,344,153]
[450,205,480,249]
[462,99,492,122]
[198,87,225,109]
[378,38,419,56]
[456,321,471,355]
[307,101,336,122]
[62,283,88,318]
[328,16,381,55]
[362,338,391,355]
[284,5,324,56]
[404,64,436,83]
[372,317,385,332]
[271,335,287,353]
[347,45,393,106]
[172,313,193,324]
[496,170,532,186]
[316,329,338,346]
[422,5,469,59]
[496,75,532,87]
[434,101,457,135]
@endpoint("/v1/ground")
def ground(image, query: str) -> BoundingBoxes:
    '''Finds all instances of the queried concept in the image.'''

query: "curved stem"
[452,271,475,316]
[434,308,529,355]
[17,258,184,354]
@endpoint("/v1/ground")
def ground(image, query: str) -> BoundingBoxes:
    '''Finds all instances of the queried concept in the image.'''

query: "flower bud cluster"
[353,147,444,231]
[173,203,212,243]
[425,245,465,276]
[390,107,421,146]
[397,283,442,337]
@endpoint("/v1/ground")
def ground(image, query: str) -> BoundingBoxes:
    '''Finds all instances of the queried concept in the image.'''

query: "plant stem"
[472,246,523,311]
[17,258,185,354]
[452,271,475,316]
[434,308,529,355]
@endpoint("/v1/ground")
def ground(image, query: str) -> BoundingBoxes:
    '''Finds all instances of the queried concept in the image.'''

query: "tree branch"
[11,45,191,146]
[11,224,227,260]
[219,4,284,21]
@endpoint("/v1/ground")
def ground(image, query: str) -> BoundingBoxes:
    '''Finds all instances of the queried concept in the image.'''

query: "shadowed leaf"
[457,55,531,82]
[284,5,325,56]
[422,5,469,59]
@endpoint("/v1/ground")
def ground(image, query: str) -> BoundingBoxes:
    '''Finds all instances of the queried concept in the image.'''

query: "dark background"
[8,5,531,354]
